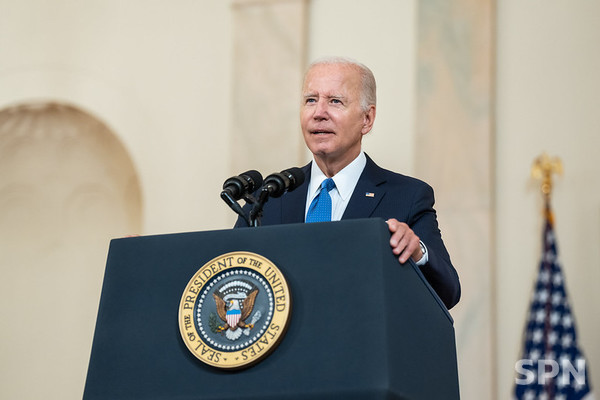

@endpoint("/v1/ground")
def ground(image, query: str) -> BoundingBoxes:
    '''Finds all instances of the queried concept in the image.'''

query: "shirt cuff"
[415,240,429,266]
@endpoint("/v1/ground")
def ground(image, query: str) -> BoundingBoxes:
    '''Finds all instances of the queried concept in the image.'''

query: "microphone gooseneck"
[249,168,305,227]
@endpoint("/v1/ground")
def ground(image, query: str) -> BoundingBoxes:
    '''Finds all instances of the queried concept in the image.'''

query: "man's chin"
[305,142,335,158]
[306,134,335,146]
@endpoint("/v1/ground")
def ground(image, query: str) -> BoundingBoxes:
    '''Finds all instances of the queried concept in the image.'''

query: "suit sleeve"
[408,183,461,309]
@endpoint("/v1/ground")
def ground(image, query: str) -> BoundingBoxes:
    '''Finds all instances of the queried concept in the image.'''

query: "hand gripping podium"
[84,218,459,399]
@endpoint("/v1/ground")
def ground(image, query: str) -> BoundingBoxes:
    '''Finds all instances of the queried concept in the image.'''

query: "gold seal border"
[178,251,291,369]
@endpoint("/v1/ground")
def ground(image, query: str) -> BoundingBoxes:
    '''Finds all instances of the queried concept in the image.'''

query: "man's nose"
[313,100,328,120]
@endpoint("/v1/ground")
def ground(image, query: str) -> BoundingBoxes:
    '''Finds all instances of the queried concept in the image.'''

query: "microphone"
[249,167,305,227]
[220,170,263,226]
[261,168,305,198]
[221,170,263,200]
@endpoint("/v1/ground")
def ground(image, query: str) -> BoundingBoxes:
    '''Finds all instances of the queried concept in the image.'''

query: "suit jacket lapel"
[342,154,386,219]
[281,163,311,224]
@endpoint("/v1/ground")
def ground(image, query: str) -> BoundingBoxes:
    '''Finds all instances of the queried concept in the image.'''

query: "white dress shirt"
[305,151,367,221]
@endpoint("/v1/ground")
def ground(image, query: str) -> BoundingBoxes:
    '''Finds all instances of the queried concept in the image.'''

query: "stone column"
[416,1,496,398]
[231,0,309,175]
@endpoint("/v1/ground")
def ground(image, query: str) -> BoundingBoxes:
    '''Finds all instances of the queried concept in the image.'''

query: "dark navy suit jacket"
[235,154,461,309]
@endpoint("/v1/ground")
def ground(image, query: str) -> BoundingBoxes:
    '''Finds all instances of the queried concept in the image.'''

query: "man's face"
[300,63,375,172]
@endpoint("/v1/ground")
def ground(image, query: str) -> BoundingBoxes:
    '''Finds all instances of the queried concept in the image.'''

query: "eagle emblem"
[212,280,262,341]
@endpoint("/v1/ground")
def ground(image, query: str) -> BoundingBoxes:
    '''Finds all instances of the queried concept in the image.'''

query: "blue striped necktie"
[306,178,336,223]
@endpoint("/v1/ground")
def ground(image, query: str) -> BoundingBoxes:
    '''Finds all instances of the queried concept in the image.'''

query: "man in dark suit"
[236,57,460,310]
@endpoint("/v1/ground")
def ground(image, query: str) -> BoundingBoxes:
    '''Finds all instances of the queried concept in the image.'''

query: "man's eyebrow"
[302,93,346,100]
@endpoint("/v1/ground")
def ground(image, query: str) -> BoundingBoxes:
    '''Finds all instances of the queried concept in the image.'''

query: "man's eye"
[305,98,316,104]
[331,99,342,104]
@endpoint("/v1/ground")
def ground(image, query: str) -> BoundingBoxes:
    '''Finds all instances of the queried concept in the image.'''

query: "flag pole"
[531,152,563,222]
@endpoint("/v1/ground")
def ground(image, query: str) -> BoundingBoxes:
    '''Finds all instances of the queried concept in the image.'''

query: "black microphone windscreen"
[241,170,263,192]
[281,167,305,192]
[222,170,263,200]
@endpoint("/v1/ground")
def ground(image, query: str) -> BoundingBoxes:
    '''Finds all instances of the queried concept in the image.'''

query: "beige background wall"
[0,1,598,399]
[496,1,600,399]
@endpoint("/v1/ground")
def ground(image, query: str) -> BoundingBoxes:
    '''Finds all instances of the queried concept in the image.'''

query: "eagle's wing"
[240,289,258,320]
[213,293,227,322]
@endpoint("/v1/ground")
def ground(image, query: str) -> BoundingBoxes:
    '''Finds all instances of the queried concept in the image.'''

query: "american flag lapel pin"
[365,192,375,198]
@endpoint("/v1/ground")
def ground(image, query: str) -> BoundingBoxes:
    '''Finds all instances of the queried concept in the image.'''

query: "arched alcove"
[0,102,142,399]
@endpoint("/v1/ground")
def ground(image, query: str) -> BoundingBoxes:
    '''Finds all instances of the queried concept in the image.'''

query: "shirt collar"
[309,151,367,201]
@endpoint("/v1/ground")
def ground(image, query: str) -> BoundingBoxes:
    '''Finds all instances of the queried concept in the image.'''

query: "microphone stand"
[249,189,270,227]
[220,191,250,226]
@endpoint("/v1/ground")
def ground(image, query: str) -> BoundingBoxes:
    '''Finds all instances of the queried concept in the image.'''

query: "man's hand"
[386,218,423,264]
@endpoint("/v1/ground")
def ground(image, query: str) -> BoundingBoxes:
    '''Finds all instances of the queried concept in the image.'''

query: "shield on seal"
[226,308,241,328]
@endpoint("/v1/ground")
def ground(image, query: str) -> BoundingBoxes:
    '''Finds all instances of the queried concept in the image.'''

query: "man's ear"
[361,105,376,135]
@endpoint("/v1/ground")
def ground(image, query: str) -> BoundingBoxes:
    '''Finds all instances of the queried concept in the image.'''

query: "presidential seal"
[178,251,291,369]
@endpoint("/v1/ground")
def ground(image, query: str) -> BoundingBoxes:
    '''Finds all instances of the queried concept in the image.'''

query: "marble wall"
[0,102,142,399]
[416,1,495,398]
[231,0,308,175]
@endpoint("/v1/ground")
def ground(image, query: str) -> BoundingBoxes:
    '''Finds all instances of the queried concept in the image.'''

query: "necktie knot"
[321,178,335,192]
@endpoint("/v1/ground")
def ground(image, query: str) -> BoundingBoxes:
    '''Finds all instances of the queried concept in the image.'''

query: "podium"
[84,218,459,399]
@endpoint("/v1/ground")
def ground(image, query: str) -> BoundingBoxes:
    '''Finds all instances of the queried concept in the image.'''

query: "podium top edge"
[109,218,389,243]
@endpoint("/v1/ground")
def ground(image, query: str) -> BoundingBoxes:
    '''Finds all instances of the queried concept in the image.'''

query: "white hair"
[305,56,377,111]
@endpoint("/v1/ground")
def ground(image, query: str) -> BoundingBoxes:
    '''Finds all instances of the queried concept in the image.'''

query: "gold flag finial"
[531,153,563,198]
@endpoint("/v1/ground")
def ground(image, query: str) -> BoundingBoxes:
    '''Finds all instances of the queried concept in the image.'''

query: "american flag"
[514,204,594,400]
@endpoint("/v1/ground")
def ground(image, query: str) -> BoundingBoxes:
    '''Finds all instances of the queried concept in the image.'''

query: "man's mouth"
[311,130,334,135]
